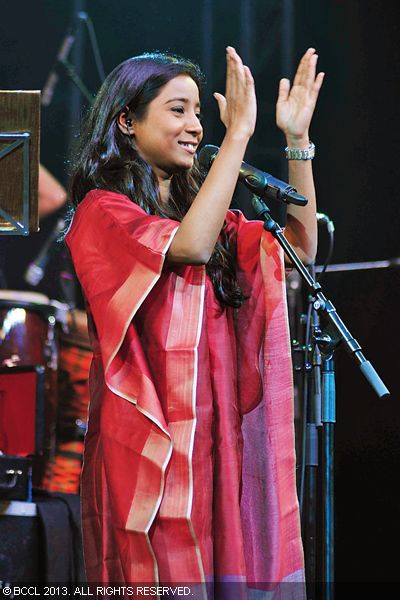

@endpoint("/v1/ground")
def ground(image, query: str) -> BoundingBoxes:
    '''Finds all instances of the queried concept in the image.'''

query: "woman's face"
[129,75,203,180]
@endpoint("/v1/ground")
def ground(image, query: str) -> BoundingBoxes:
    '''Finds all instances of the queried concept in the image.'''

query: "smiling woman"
[117,75,203,178]
[66,47,323,596]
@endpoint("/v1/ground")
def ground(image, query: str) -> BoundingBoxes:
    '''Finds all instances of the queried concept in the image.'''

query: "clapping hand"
[276,48,324,143]
[214,46,257,140]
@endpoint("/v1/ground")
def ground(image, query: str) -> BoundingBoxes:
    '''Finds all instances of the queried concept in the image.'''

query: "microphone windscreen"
[198,145,220,171]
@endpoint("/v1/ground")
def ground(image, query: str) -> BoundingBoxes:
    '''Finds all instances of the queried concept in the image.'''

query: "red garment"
[65,190,305,596]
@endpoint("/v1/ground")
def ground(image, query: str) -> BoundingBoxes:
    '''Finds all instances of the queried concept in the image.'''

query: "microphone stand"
[251,195,390,600]
[301,271,322,600]
[41,11,101,108]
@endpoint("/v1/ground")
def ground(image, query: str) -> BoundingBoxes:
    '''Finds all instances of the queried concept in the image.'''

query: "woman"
[66,46,324,594]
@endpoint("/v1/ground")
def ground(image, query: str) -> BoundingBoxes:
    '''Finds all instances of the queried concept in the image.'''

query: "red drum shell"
[0,291,68,488]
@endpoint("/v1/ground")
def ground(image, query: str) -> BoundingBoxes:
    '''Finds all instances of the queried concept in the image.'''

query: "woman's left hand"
[276,48,324,142]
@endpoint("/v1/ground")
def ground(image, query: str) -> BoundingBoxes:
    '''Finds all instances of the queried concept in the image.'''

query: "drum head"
[0,290,50,305]
[0,290,69,324]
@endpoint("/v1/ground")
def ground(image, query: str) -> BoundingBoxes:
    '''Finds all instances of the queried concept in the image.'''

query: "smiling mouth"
[178,142,197,153]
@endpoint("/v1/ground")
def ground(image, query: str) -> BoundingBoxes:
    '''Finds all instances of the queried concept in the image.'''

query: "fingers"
[277,78,290,103]
[292,47,324,97]
[292,48,311,88]
[243,65,255,93]
[292,48,315,87]
[224,47,234,100]
[225,46,247,100]
[313,71,325,97]
[213,92,227,118]
[226,46,246,85]
[216,46,256,135]
[224,47,236,104]
[306,51,318,89]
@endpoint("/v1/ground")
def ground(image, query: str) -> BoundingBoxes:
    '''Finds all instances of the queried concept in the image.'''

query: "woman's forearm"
[285,135,318,264]
[167,133,250,264]
[167,47,256,265]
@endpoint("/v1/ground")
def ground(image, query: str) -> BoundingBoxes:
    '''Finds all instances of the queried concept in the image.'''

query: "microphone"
[41,12,88,107]
[198,144,308,207]
[24,218,66,286]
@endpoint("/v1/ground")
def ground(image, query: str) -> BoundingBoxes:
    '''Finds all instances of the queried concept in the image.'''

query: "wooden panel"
[0,90,40,232]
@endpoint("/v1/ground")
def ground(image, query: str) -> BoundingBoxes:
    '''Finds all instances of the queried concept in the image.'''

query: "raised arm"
[167,46,257,264]
[276,48,325,264]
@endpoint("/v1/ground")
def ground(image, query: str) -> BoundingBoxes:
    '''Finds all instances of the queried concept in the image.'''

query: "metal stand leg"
[304,422,319,600]
[322,356,335,599]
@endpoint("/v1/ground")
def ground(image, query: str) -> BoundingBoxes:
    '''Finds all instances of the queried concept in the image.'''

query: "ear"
[117,112,134,136]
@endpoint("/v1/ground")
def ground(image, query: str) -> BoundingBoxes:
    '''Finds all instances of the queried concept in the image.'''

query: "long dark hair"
[70,51,245,309]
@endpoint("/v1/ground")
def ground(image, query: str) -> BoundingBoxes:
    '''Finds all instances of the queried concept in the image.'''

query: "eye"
[196,112,203,122]
[171,107,185,114]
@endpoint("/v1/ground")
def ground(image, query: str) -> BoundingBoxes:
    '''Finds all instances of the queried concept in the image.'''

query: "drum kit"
[0,290,91,495]
[0,90,92,498]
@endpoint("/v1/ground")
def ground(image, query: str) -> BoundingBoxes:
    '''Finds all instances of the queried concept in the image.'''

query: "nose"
[186,112,203,137]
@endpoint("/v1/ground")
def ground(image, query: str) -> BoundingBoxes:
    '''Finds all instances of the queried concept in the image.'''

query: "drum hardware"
[44,315,58,371]
[75,418,87,437]
[0,294,91,493]
[0,364,45,496]
[0,455,32,501]
[0,469,23,489]
[0,291,69,489]
[1,354,21,368]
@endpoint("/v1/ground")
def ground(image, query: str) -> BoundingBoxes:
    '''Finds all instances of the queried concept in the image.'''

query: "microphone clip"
[251,194,270,220]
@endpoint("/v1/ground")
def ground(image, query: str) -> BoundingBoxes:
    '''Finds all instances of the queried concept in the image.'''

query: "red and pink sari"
[66,189,305,598]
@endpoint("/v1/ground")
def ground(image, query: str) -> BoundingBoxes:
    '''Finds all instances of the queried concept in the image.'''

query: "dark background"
[1,0,399,583]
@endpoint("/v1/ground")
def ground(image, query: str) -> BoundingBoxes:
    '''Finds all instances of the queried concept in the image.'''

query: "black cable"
[317,229,334,282]
[316,216,335,282]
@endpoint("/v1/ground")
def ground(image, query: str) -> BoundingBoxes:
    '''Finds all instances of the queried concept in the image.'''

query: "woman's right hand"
[168,48,256,265]
[214,46,257,140]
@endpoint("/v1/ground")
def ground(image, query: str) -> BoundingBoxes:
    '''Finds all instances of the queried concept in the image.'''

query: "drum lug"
[2,354,21,367]
[44,316,58,370]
